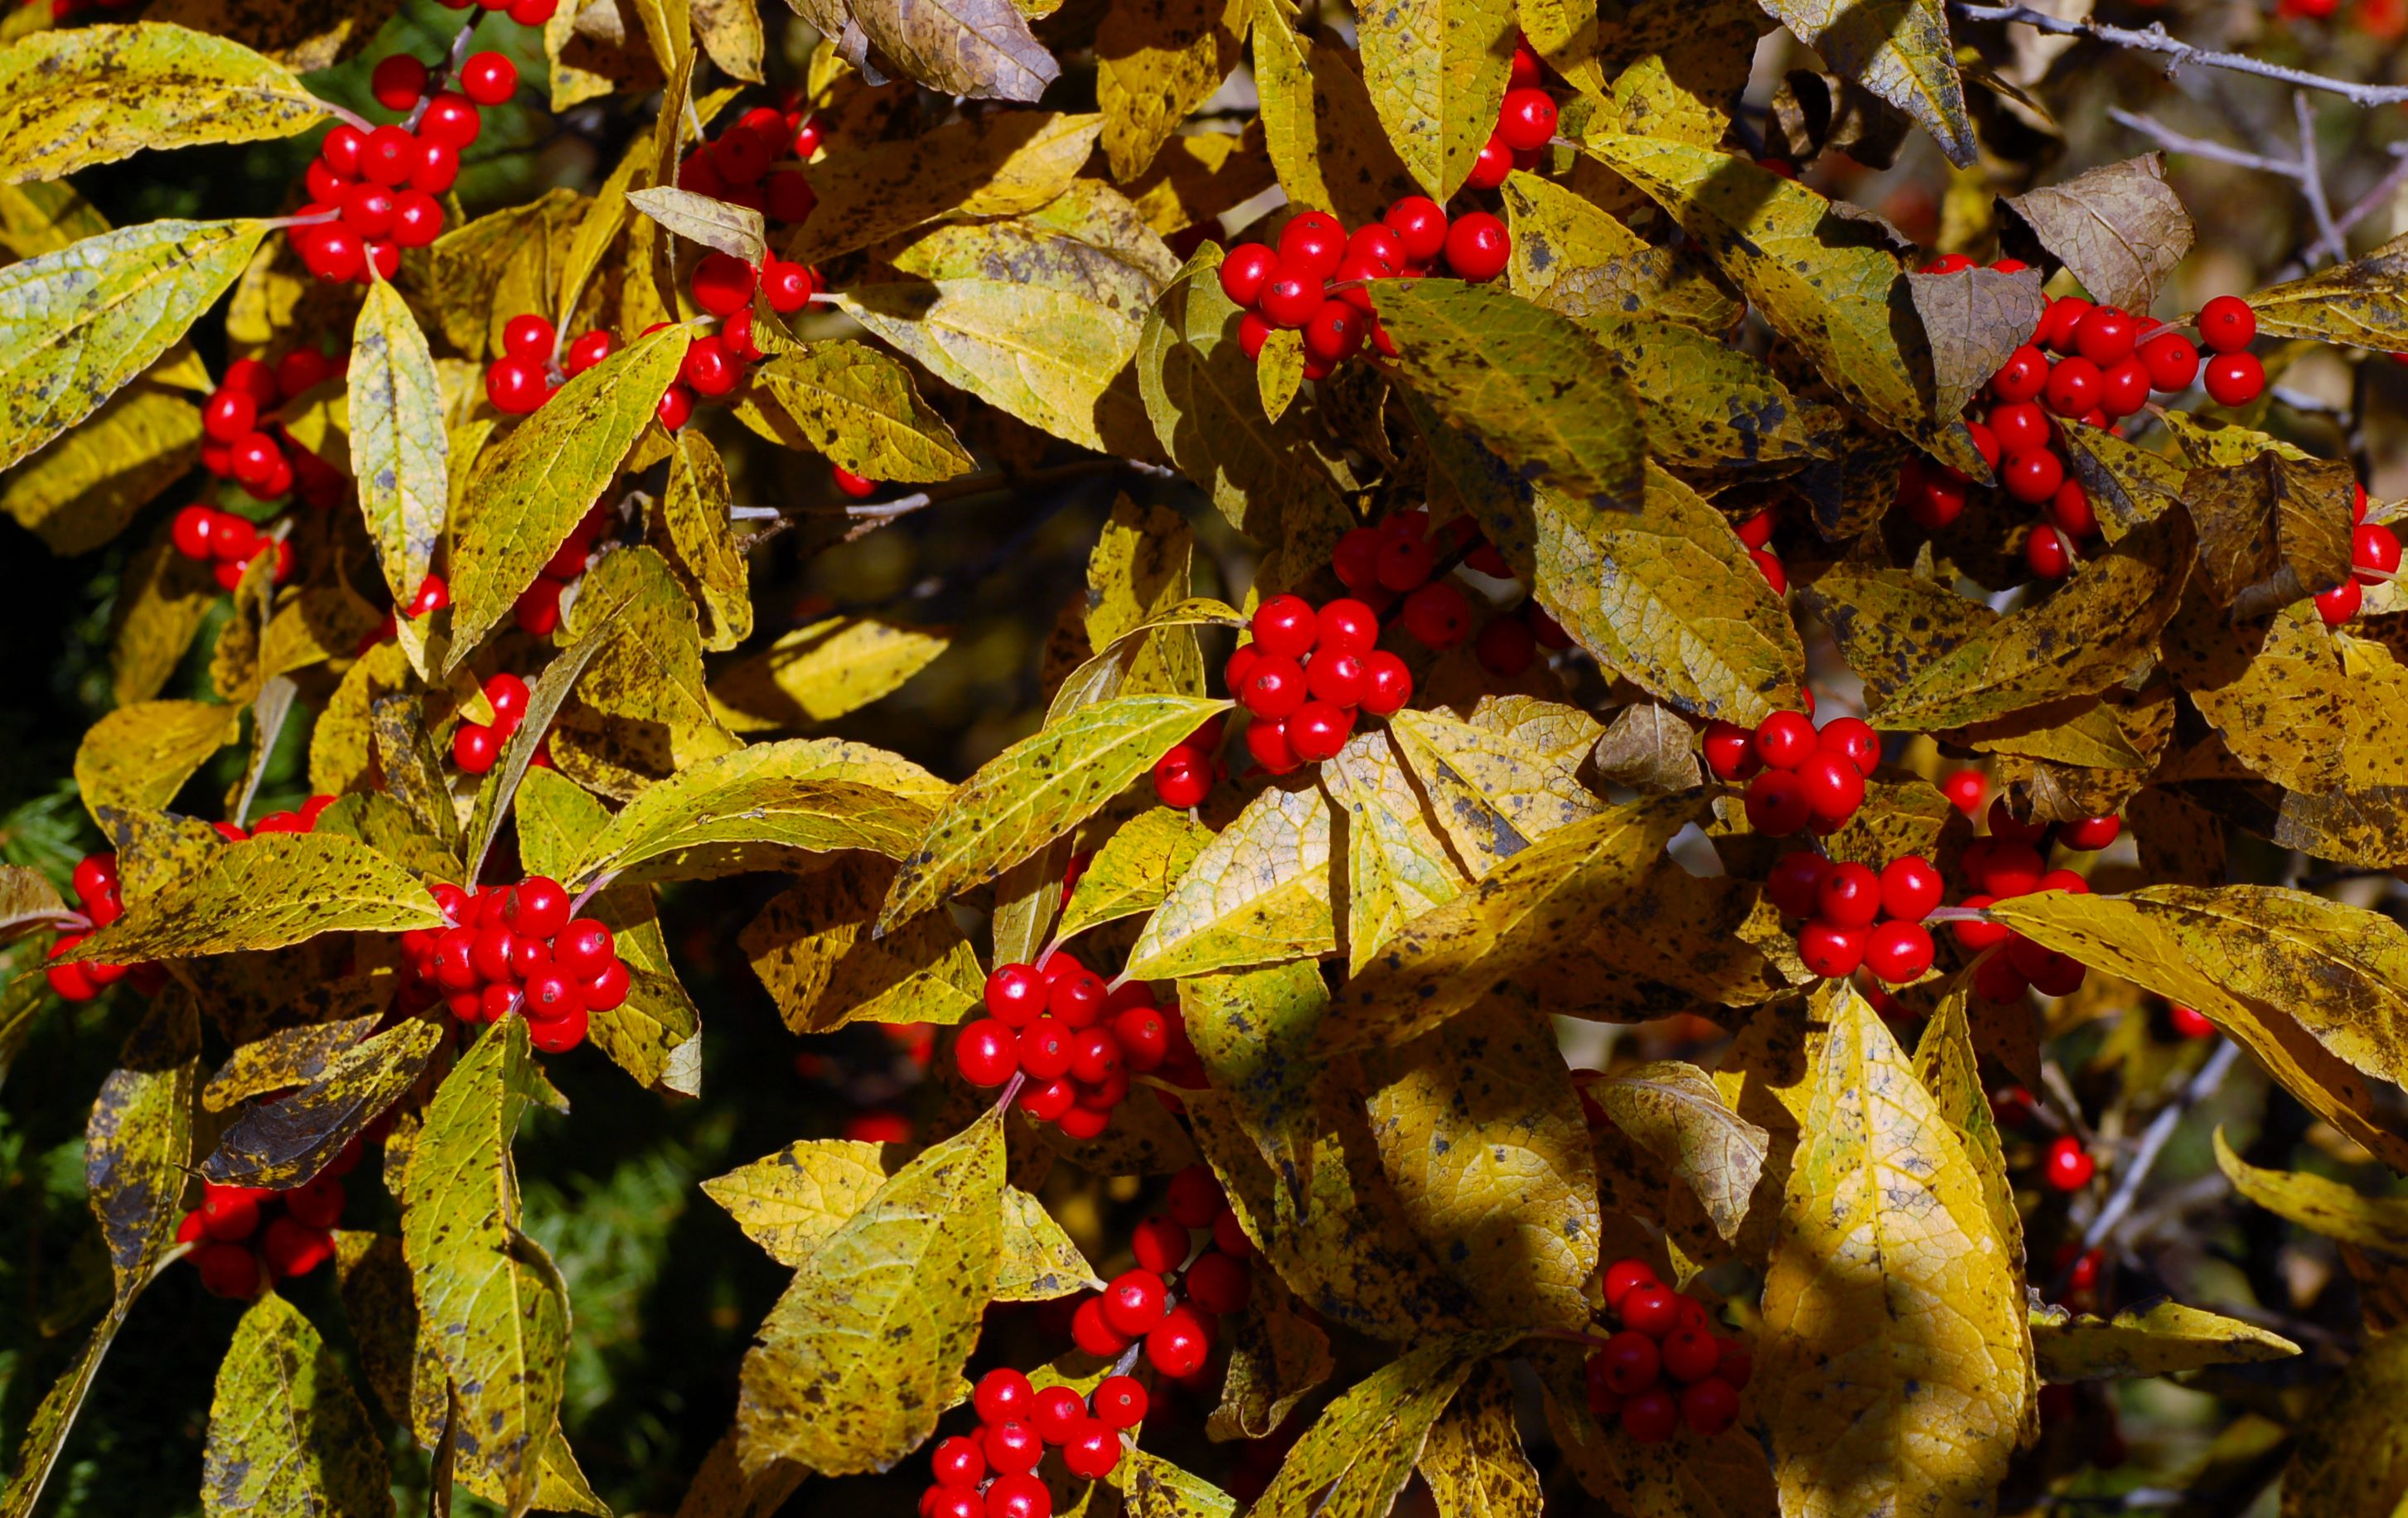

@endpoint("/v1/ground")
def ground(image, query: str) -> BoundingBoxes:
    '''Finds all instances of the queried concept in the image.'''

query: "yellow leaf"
[747,341,974,483]
[787,113,1100,265]
[2281,1324,2408,1516]
[0,382,200,554]
[201,1292,393,1518]
[346,280,443,676]
[2028,1299,2299,1382]
[109,515,215,705]
[85,991,198,1298]
[71,831,444,962]
[1386,705,1604,873]
[626,183,767,263]
[1058,806,1215,940]
[882,693,1230,930]
[1357,0,1516,199]
[1208,1265,1334,1441]
[647,428,750,651]
[2246,228,2408,351]
[551,544,745,794]
[741,858,984,1033]
[2214,1125,2408,1253]
[735,1109,1008,1477]
[0,23,330,182]
[71,699,240,822]
[1321,729,1467,974]
[447,323,691,668]
[0,217,267,473]
[1501,172,1734,331]
[1095,0,1245,180]
[1760,982,2028,1518]
[1366,999,1600,1332]
[1579,312,1832,474]
[1251,2,1419,225]
[1417,1361,1543,1518]
[1319,795,1694,1053]
[1255,325,1304,421]
[712,616,952,732]
[704,1137,892,1266]
[201,1017,444,1189]
[2159,597,2346,794]
[1592,1060,1768,1241]
[1115,1448,1239,1516]
[1248,1332,1516,1517]
[1125,781,1335,980]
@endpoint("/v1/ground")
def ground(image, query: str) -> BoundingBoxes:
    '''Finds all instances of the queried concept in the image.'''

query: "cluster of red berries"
[955,955,1200,1138]
[1703,704,1878,837]
[450,670,553,774]
[922,1367,1144,1518]
[1333,510,1574,670]
[176,1158,356,1299]
[675,105,822,222]
[1071,1166,1250,1372]
[1580,1257,1750,1442]
[170,505,293,592]
[1947,801,2111,1003]
[1224,592,1410,775]
[293,49,519,285]
[1897,282,2265,581]
[397,878,626,1052]
[213,794,343,843]
[2314,485,2398,625]
[1148,717,1226,809]
[196,353,348,507]
[1767,853,1941,985]
[1219,200,1511,377]
[44,853,164,1003]
[510,500,612,637]
[1463,38,1560,189]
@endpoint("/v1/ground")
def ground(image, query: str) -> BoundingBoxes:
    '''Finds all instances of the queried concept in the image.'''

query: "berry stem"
[319,99,378,134]
[266,208,346,232]
[402,19,482,134]
[568,868,619,916]
[997,1069,1027,1113]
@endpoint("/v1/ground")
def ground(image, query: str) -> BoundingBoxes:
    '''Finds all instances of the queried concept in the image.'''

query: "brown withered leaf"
[1591,701,1702,792]
[1752,0,1973,166]
[844,0,1061,101]
[2159,597,2346,794]
[2057,420,2185,544]
[1904,264,2046,429]
[2178,448,2356,616]
[2003,154,2193,314]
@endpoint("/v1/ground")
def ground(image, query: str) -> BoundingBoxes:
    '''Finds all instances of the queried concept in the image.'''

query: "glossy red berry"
[2316,577,2363,626]
[974,1367,1033,1426]
[1797,752,1865,832]
[1743,768,1810,836]
[452,723,497,774]
[1061,1421,1121,1481]
[1383,196,1449,263]
[1278,210,1346,278]
[2198,295,2256,353]
[1185,1249,1252,1315]
[1753,710,1818,771]
[1990,345,2048,404]
[1879,856,1943,921]
[1219,244,1278,307]
[418,93,482,149]
[1359,651,1413,716]
[1661,1327,1721,1383]
[1443,212,1510,282]
[1094,1374,1148,1429]
[2044,1135,2096,1192]
[983,1419,1042,1477]
[2203,351,2265,407]
[2003,447,2064,504]
[565,330,618,375]
[1814,862,1882,929]
[931,1436,984,1488]
[1621,1388,1680,1443]
[1766,850,1830,919]
[1497,88,1559,152]
[691,251,757,317]
[1598,1328,1661,1395]
[2353,521,2401,583]
[1864,921,1935,984]
[1400,581,1472,648]
[1816,717,1879,776]
[955,1019,1018,1086]
[2073,306,2136,366]
[2138,331,2199,392]
[371,53,429,111]
[459,51,518,106]
[1287,700,1353,763]
[2043,358,2101,418]
[1797,921,1866,979]
[1619,1284,1683,1337]
[1257,268,1322,328]
[1250,593,1318,659]
[1702,721,1758,781]
[1144,1304,1211,1378]
[2057,815,2120,851]
[554,918,614,979]
[1302,299,1364,363]
[1102,1269,1169,1337]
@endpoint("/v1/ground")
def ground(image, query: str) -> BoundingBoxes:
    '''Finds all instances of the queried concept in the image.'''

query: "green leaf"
[0,382,201,555]
[1591,1060,1769,1241]
[70,698,239,824]
[399,1017,569,1514]
[72,831,445,962]
[1578,136,1975,475]
[0,217,268,473]
[1248,1334,1514,1518]
[201,1017,443,1189]
[1124,780,1336,981]
[2028,1299,2299,1383]
[1059,807,1216,940]
[345,279,445,677]
[735,1109,1008,1476]
[1320,729,1467,974]
[1319,796,1695,1054]
[1357,0,1516,198]
[1115,1449,1239,1516]
[564,737,941,888]
[1530,465,1806,727]
[1750,0,1973,165]
[447,323,691,669]
[740,858,984,1034]
[747,342,974,483]
[1373,278,1646,516]
[203,1292,394,1518]
[881,694,1231,931]
[0,23,331,182]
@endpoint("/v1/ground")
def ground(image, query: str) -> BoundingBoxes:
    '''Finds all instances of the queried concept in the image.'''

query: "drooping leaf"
[0,23,331,182]
[447,323,692,667]
[0,382,201,555]
[1209,1265,1336,1443]
[70,699,239,823]
[1749,0,1971,165]
[1251,3,1419,225]
[1759,982,2028,1517]
[1125,781,1335,979]
[201,1017,443,1189]
[2213,1125,2408,1253]
[2177,444,2355,615]
[2028,1299,2299,1382]
[650,428,749,652]
[747,342,974,483]
[1591,1060,1769,1241]
[1356,0,1517,199]
[202,1292,394,1518]
[735,1109,1008,1476]
[2004,154,2194,316]
[0,217,267,473]
[85,991,198,1300]
[626,184,767,263]
[71,831,444,963]
[881,694,1231,930]
[1903,263,2046,426]
[345,279,445,675]
[1417,1361,1543,1518]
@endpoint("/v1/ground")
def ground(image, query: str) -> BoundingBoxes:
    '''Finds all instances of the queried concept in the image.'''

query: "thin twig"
[2294,92,2348,265]
[2106,108,2302,178]
[402,19,481,134]
[2082,1039,2244,1252]
[1956,2,2408,105]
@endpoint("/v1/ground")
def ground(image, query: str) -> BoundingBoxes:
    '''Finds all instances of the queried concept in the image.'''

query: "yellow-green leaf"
[201,1017,443,1189]
[704,1138,892,1266]
[1251,3,1419,225]
[1320,729,1466,974]
[85,991,198,1299]
[1357,0,1516,199]
[109,515,216,705]
[1058,806,1215,940]
[1095,0,1246,180]
[71,698,239,823]
[550,544,745,795]
[712,616,952,732]
[0,1298,137,1518]
[1760,982,2027,1518]
[203,1292,394,1518]
[626,183,766,263]
[447,323,691,668]
[1579,312,1832,474]
[1124,780,1335,980]
[2028,1299,2299,1382]
[655,428,749,651]
[1115,1448,1238,1516]
[346,279,443,674]
[1385,705,1604,875]
[882,694,1231,931]
[1418,1361,1543,1518]
[741,858,984,1033]
[0,23,331,183]
[748,342,974,483]
[2213,1125,2408,1253]
[1591,1060,1769,1241]
[72,831,444,962]
[735,1109,1008,1476]
[0,217,267,473]
[0,382,200,554]
[1248,1333,1514,1518]
[2246,228,2408,351]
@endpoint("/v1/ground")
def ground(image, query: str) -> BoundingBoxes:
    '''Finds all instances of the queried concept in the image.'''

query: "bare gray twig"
[1956,2,2408,106]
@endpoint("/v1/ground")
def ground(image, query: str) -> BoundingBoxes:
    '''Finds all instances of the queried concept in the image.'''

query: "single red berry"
[2003,447,2064,504]
[1681,1376,1740,1436]
[1400,581,1472,648]
[264,1216,334,1279]
[1131,1216,1190,1276]
[1030,1385,1087,1445]
[2198,295,2256,353]
[1702,721,1758,782]
[1598,1328,1661,1395]
[974,1367,1033,1425]
[1753,710,1818,771]
[2139,331,2199,392]
[1102,1269,1169,1337]
[1743,769,1809,836]
[1219,244,1279,308]
[412,138,460,194]
[984,1475,1051,1518]
[1988,401,2051,457]
[2098,356,2152,418]
[1619,1285,1684,1338]
[419,93,484,150]
[983,1419,1042,1477]
[195,1243,262,1299]
[2202,350,2265,407]
[2054,815,2118,852]
[1238,654,1308,720]
[2044,1135,2096,1192]
[1287,700,1353,763]
[1864,921,1935,984]
[1383,196,1449,263]
[1765,850,1830,919]
[1302,298,1364,364]
[1816,717,1880,776]
[1990,345,2048,403]
[1621,1388,1680,1443]
[2318,578,2364,626]
[2025,525,2074,580]
[554,918,615,979]
[2043,296,2092,353]
[565,330,618,375]
[1359,651,1413,716]
[1497,88,1559,152]
[1346,222,1405,274]
[1797,921,1867,979]
[1153,749,1211,809]
[931,1436,984,1488]
[1661,1327,1720,1383]
[955,1019,1019,1086]
[2353,521,2401,583]
[1313,598,1378,658]
[1796,752,1865,832]
[1604,1258,1658,1308]
[1047,969,1107,1027]
[1250,593,1318,659]
[486,356,549,415]
[2168,1003,2215,1039]
[452,723,497,774]
[1144,1304,1211,1378]
[1062,1420,1121,1482]
[1465,133,1512,190]
[1443,212,1511,282]
[2073,306,2136,367]
[1094,1374,1148,1429]
[458,51,518,106]
[2048,478,2098,540]
[2043,358,2101,418]
[1813,862,1882,929]
[172,504,220,559]
[370,53,429,111]
[1376,529,1437,592]
[1879,857,1943,921]
[1278,210,1347,278]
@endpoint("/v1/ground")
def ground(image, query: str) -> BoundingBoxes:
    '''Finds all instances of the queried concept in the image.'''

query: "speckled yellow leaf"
[741,858,984,1033]
[786,113,1100,265]
[1250,0,1419,225]
[1096,0,1246,179]
[1255,325,1304,423]
[1115,1448,1239,1516]
[2158,597,2345,794]
[1386,706,1604,875]
[72,699,239,823]
[747,342,974,484]
[346,280,443,676]
[1593,1060,1768,1241]
[1086,494,1200,700]
[2246,229,2408,352]
[1321,729,1467,974]
[1418,1361,1543,1518]
[1356,0,1517,200]
[713,617,950,733]
[1752,0,1972,166]
[882,694,1231,930]
[0,382,200,554]
[1125,780,1336,980]
[736,1109,1006,1477]
[202,1292,394,1518]
[1759,983,2027,1518]
[109,517,215,706]
[1058,807,1214,940]
[85,991,198,1298]
[1367,998,1599,1332]
[552,544,745,794]
[0,23,331,183]
[1247,1333,1516,1518]
[704,1137,892,1266]
[2028,1299,2297,1383]
[2213,1126,2408,1253]
[70,831,444,963]
[201,1017,443,1190]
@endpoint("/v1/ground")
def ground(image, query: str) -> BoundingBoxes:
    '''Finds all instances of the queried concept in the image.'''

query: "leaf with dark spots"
[202,1017,442,1189]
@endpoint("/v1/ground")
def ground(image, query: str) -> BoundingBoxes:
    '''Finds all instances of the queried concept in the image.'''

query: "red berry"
[1990,345,2048,403]
[1185,1249,1251,1315]
[1621,1388,1680,1443]
[691,252,757,318]
[1061,1421,1121,1481]
[1047,969,1107,1027]
[1030,1384,1086,1445]
[360,126,416,186]
[452,723,497,774]
[931,1435,984,1488]
[1102,1269,1168,1336]
[565,331,618,375]
[1743,768,1809,835]
[1219,244,1278,307]
[1766,850,1830,919]
[1864,921,1935,984]
[2025,525,2073,580]
[486,356,549,415]
[2203,351,2265,407]
[1287,700,1353,762]
[1604,1258,1658,1308]
[1465,133,1512,190]
[2044,1135,2095,1191]
[1144,1304,1211,1378]
[1702,721,1759,781]
[1987,402,2050,457]
[2073,306,2136,367]
[1879,857,1943,921]
[1278,210,1346,278]
[1814,862,1882,929]
[413,139,460,194]
[1376,528,1437,592]
[1797,921,1866,979]
[955,1019,1018,1086]
[459,51,518,106]
[370,53,429,111]
[1816,717,1880,776]
[1753,710,1817,771]
[2099,356,2152,418]
[1443,213,1510,282]
[983,1419,1042,1477]
[1315,597,1379,655]
[554,918,614,979]
[2042,358,2101,418]
[2139,331,2200,392]
[1619,1285,1683,1337]
[1094,1374,1148,1429]
[984,1475,1052,1518]
[1797,752,1865,831]
[2048,478,2097,540]
[2002,447,2063,504]
[2317,578,2363,625]
[1257,268,1323,328]
[2353,521,2401,583]
[1597,1328,1661,1395]
[1383,196,1448,263]
[2169,1003,2215,1039]
[1681,1376,1740,1435]
[974,1368,1033,1425]
[1303,299,1364,363]
[264,1216,334,1279]
[1239,654,1308,720]
[195,1243,262,1299]
[1497,87,1559,151]
[2198,295,2256,353]
[1250,593,1319,659]
[1661,1327,1720,1383]
[1400,581,1472,647]
[1347,222,1405,273]
[682,334,741,398]
[1153,750,1211,809]
[2041,296,2091,352]
[1359,651,1413,716]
